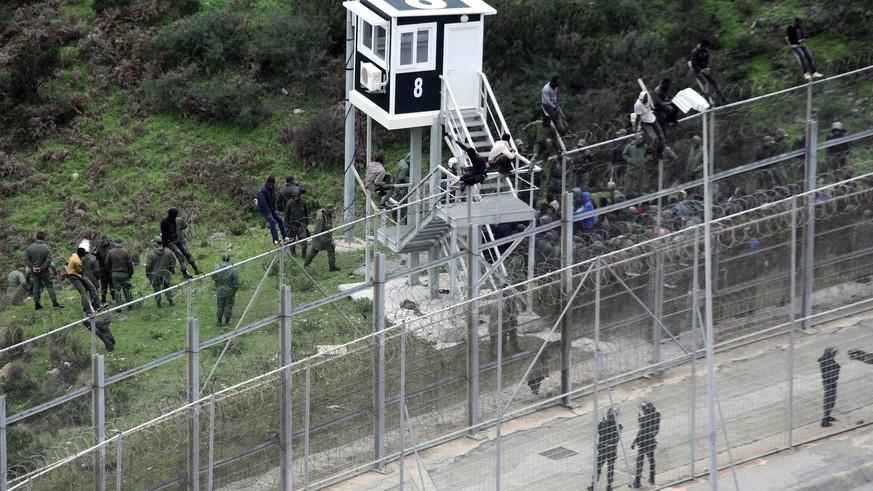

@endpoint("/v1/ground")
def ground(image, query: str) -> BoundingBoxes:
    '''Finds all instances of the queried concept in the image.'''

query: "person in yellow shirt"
[66,239,104,316]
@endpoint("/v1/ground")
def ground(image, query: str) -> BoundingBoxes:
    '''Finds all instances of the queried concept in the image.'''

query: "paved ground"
[326,310,873,491]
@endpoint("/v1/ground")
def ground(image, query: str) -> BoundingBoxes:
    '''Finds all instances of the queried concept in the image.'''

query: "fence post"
[115,432,122,491]
[801,120,818,331]
[91,354,106,491]
[186,319,200,491]
[208,396,215,491]
[409,128,422,286]
[279,285,293,490]
[466,224,481,435]
[374,254,387,470]
[689,228,700,478]
[343,7,357,241]
[1,395,7,491]
[304,358,311,489]
[788,196,799,446]
[560,192,573,406]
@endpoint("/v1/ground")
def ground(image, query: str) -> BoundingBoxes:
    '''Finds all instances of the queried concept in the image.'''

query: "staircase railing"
[440,75,475,154]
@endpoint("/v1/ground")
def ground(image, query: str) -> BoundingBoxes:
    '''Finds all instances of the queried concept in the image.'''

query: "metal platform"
[438,193,535,228]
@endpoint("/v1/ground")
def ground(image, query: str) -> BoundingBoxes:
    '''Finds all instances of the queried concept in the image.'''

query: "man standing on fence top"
[541,76,568,135]
[161,207,199,279]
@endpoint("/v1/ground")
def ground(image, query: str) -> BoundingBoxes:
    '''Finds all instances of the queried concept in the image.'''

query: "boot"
[649,471,655,485]
[53,303,65,309]
[329,265,341,272]
[217,318,223,327]
[224,317,231,326]
[182,268,194,280]
[191,262,201,275]
[35,302,43,311]
[821,418,832,428]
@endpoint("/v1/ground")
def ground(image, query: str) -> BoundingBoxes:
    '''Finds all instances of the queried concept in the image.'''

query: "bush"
[248,13,332,80]
[93,0,132,14]
[156,11,245,70]
[281,104,344,170]
[202,78,269,128]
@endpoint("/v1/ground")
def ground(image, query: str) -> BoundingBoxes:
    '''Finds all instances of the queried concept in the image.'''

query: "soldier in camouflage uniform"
[213,254,239,327]
[303,204,340,272]
[283,190,310,258]
[25,231,63,311]
[145,236,176,308]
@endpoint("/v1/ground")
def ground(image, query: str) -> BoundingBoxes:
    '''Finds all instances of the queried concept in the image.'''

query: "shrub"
[156,11,245,70]
[201,78,269,128]
[92,0,132,14]
[281,104,344,170]
[248,13,332,80]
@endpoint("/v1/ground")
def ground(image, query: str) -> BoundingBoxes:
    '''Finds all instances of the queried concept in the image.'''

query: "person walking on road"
[630,401,661,488]
[589,407,622,491]
[819,346,840,427]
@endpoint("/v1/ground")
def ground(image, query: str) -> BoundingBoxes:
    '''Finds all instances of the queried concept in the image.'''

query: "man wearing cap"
[25,231,64,311]
[826,121,851,171]
[66,240,104,316]
[258,176,291,246]
[107,239,134,308]
[754,135,777,161]
[278,174,305,212]
[95,235,113,303]
[213,254,239,327]
[283,188,310,258]
[303,204,340,272]
[145,236,176,308]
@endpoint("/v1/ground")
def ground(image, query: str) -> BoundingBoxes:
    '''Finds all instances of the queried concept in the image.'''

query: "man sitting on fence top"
[364,154,395,210]
[488,133,517,178]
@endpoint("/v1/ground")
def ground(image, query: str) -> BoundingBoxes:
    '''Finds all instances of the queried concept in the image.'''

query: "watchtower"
[342,0,535,298]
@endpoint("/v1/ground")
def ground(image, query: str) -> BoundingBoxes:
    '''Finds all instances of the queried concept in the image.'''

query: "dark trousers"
[99,274,112,301]
[635,446,656,483]
[217,295,236,324]
[150,274,173,306]
[285,222,308,257]
[167,242,188,270]
[68,275,99,314]
[111,271,132,306]
[791,46,817,74]
[259,209,289,242]
[304,243,336,269]
[31,273,58,307]
[593,447,617,487]
[823,382,838,419]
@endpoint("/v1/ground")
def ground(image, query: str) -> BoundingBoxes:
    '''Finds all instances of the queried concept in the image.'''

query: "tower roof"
[352,0,496,18]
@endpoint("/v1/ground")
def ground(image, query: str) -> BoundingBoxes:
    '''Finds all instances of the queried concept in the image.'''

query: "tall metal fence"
[1,67,873,490]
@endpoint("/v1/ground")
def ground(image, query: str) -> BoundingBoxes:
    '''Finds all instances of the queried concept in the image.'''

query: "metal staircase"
[372,73,537,283]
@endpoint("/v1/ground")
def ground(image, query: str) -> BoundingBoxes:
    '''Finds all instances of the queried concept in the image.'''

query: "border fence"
[1,67,873,490]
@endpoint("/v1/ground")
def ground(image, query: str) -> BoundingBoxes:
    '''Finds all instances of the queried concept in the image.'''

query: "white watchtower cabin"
[344,0,495,130]
[342,0,536,296]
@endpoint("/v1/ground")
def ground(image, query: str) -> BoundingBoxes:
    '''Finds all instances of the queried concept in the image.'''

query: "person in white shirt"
[488,133,517,177]
[634,91,664,159]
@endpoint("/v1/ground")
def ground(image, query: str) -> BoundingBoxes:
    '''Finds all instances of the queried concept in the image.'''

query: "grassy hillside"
[0,0,871,273]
